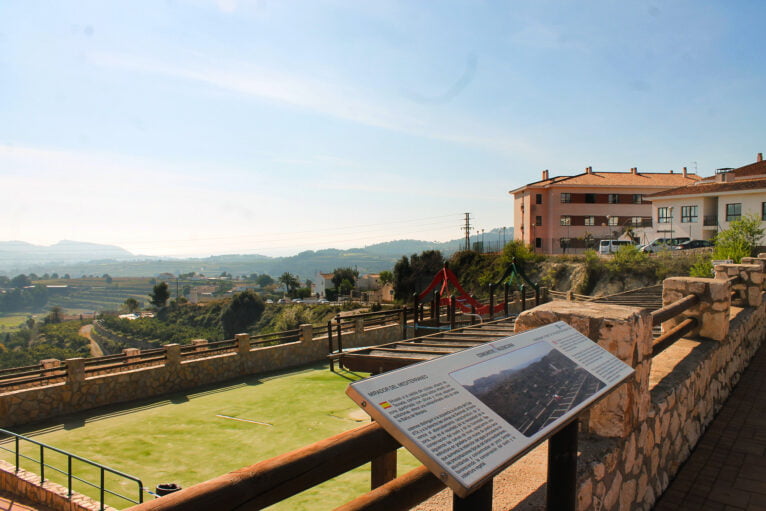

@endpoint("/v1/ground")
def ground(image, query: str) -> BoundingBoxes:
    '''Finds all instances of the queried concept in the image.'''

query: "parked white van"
[598,239,635,255]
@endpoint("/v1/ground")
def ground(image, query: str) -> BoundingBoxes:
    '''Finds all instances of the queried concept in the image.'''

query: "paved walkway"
[654,341,766,511]
[0,490,52,511]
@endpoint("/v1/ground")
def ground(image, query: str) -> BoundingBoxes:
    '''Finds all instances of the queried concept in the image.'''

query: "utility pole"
[461,213,471,251]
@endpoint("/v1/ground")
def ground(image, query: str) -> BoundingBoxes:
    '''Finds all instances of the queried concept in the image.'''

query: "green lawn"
[2,363,421,509]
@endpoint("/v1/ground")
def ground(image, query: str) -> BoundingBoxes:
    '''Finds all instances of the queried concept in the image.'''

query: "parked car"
[673,239,714,250]
[639,237,691,253]
[318,299,329,304]
[292,298,304,303]
[277,298,290,304]
[598,239,636,255]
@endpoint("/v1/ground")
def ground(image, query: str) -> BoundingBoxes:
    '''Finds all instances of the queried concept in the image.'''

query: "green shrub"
[577,250,603,294]
[606,245,652,276]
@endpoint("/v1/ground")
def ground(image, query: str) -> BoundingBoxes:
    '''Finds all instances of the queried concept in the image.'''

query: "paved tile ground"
[654,341,766,511]
[0,490,53,511]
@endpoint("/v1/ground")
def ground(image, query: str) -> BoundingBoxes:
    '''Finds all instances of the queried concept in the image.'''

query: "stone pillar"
[165,344,181,368]
[742,256,766,274]
[300,323,313,344]
[515,300,653,438]
[354,317,364,334]
[235,333,250,357]
[65,358,85,384]
[714,263,763,306]
[662,277,730,341]
[123,348,140,364]
[567,290,574,301]
[191,339,208,352]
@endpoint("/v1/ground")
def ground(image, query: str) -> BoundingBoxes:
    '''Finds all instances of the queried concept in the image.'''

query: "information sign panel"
[346,321,634,497]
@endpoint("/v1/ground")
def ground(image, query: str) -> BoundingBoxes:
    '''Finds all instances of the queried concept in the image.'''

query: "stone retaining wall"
[0,322,402,428]
[515,257,766,510]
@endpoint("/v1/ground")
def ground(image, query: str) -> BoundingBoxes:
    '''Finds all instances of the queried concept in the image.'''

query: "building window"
[608,216,619,226]
[535,237,542,248]
[633,194,643,204]
[560,215,571,226]
[561,193,571,203]
[726,203,741,221]
[585,193,596,204]
[681,205,698,223]
[631,216,642,226]
[536,194,542,204]
[535,216,542,226]
[584,216,595,226]
[658,207,671,223]
[608,194,619,204]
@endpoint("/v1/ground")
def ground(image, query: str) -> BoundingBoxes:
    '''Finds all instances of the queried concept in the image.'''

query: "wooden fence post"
[488,283,495,321]
[504,283,510,317]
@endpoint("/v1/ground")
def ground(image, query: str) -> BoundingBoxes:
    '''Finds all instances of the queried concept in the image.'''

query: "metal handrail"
[0,428,143,510]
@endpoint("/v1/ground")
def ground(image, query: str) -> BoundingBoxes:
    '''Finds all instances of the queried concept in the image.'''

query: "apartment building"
[645,153,766,241]
[510,167,700,254]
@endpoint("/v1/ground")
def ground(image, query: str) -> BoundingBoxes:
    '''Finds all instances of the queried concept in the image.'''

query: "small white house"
[644,154,766,243]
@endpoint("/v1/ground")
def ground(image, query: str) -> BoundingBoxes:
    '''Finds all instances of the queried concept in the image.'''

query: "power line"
[461,212,471,251]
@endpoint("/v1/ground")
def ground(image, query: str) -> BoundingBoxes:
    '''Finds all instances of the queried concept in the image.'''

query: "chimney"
[758,153,763,162]
[683,166,688,178]
[717,172,730,183]
[670,170,674,174]
[542,169,549,180]
[586,166,593,174]
[630,167,637,175]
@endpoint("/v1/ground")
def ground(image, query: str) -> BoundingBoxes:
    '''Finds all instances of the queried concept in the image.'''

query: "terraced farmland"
[44,278,157,313]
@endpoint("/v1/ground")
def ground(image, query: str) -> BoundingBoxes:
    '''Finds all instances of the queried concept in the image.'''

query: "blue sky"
[2,1,765,257]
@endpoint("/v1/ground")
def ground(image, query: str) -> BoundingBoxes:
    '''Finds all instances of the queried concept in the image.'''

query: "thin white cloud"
[88,51,541,160]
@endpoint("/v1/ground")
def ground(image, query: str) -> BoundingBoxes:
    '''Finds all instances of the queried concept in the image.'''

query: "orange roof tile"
[646,177,766,198]
[510,171,700,194]
[732,159,766,179]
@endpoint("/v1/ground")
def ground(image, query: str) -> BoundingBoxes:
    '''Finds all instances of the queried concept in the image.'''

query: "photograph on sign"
[346,321,634,497]
[450,341,605,437]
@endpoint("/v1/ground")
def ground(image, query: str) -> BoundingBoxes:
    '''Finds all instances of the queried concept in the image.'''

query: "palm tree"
[278,273,300,297]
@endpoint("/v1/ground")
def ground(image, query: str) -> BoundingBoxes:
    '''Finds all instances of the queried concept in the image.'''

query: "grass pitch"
[3,363,421,509]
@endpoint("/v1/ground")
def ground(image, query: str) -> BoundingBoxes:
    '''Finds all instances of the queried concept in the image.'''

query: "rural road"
[78,324,104,357]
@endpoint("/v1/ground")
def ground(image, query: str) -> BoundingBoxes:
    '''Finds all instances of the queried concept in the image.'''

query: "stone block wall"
[517,262,766,511]
[662,277,731,340]
[515,301,653,439]
[715,263,763,307]
[0,322,403,428]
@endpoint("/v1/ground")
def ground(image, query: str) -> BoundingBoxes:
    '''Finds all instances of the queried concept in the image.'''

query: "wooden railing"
[650,293,701,356]
[0,308,407,391]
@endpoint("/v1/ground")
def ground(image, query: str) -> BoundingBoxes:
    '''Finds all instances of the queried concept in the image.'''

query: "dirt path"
[78,324,104,357]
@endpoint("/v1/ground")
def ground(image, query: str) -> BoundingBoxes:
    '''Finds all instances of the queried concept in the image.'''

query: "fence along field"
[0,364,422,510]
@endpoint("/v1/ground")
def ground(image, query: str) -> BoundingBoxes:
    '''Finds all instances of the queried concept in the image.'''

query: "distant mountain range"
[0,227,513,279]
[0,240,135,266]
